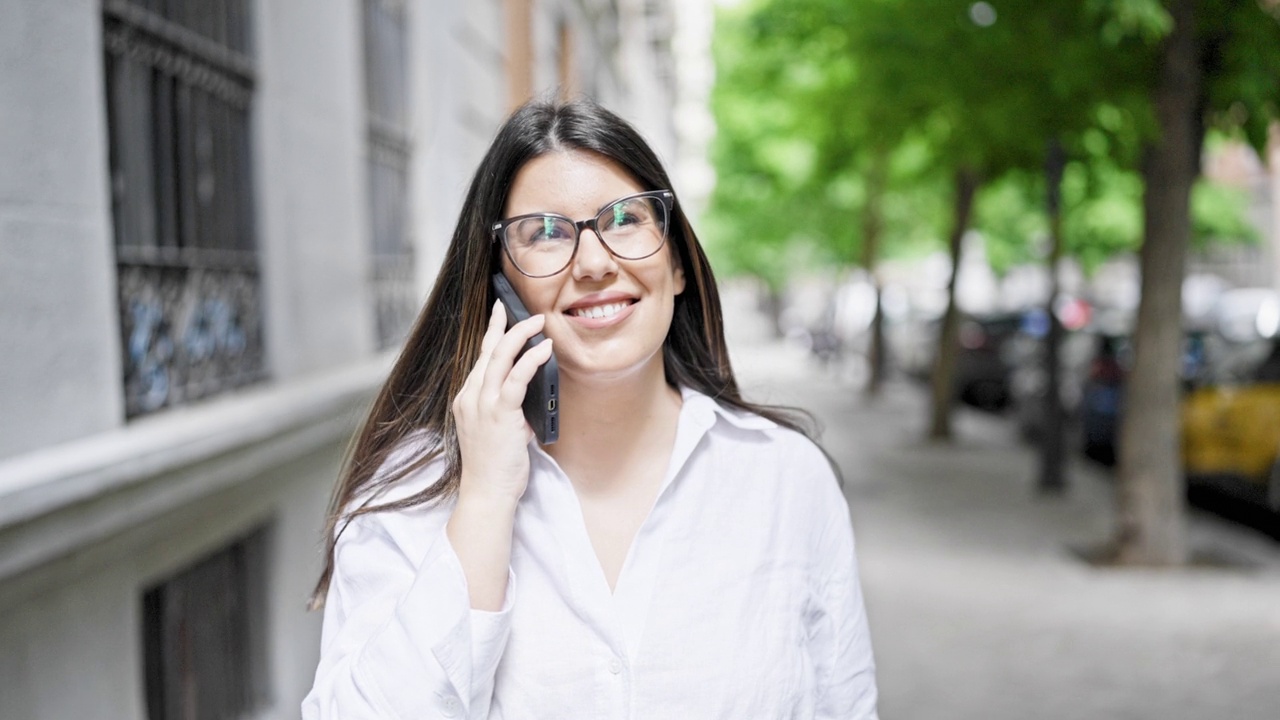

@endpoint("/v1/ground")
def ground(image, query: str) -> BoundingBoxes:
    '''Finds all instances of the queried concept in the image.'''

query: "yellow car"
[1181,339,1280,511]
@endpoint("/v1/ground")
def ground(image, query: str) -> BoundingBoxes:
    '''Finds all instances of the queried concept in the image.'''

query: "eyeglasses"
[492,190,675,278]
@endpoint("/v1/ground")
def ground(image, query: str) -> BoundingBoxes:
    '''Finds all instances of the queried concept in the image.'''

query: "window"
[142,526,269,720]
[362,0,416,349]
[103,0,264,418]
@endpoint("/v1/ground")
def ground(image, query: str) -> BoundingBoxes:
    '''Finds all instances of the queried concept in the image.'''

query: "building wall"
[0,0,123,458]
[1192,138,1279,290]
[255,0,376,379]
[0,441,340,719]
[0,0,680,718]
[409,0,508,285]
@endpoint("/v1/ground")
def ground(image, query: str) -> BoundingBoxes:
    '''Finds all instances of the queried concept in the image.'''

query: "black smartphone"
[491,272,560,444]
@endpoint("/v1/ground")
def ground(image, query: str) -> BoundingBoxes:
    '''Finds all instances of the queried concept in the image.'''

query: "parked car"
[1007,317,1096,443]
[1078,328,1216,466]
[952,312,1024,411]
[886,310,1024,411]
[1182,338,1280,513]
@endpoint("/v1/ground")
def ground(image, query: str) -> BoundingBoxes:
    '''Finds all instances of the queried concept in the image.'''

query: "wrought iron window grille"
[104,0,264,418]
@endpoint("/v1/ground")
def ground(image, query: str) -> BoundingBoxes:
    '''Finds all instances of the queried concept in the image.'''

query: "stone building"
[0,0,679,717]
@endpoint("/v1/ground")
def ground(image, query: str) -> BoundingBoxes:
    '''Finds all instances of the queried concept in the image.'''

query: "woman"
[303,98,878,719]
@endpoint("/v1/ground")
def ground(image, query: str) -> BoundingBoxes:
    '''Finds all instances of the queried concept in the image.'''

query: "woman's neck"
[543,360,682,495]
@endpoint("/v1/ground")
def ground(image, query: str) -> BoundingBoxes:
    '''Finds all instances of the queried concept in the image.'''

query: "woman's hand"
[451,300,555,507]
[448,301,553,610]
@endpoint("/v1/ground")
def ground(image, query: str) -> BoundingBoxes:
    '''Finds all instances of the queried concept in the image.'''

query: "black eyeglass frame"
[491,190,676,278]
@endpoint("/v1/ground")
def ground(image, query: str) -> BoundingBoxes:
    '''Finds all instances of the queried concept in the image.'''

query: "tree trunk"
[928,167,979,440]
[1039,139,1067,493]
[761,281,785,338]
[862,150,889,397]
[1114,0,1201,565]
[867,281,886,395]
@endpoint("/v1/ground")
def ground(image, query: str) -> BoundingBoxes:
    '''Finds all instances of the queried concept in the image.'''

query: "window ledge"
[0,355,393,532]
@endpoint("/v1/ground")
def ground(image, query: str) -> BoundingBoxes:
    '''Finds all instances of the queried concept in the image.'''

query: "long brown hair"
[310,98,814,608]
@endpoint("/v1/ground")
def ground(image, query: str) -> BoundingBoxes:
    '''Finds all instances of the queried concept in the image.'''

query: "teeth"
[571,301,630,320]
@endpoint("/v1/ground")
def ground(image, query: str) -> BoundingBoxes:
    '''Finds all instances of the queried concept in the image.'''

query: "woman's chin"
[556,349,664,387]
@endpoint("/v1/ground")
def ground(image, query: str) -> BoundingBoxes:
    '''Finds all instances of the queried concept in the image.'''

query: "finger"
[499,338,554,408]
[461,302,508,405]
[476,301,506,365]
[479,314,547,404]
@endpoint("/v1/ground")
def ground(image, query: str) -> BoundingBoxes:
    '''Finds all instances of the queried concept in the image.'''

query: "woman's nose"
[571,228,619,281]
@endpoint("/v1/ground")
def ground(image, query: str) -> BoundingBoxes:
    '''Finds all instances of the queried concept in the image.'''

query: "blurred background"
[1,0,1278,718]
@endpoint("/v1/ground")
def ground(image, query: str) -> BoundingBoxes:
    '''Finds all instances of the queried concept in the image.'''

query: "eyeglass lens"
[502,194,668,277]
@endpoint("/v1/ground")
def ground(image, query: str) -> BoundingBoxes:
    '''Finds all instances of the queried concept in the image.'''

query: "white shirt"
[303,387,878,719]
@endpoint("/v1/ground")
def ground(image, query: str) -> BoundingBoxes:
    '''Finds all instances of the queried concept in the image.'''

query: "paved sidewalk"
[729,335,1280,720]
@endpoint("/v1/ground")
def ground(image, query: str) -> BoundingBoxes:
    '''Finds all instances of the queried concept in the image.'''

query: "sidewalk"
[728,334,1280,720]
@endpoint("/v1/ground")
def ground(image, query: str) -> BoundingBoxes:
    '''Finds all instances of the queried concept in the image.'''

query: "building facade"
[0,1,678,717]
[1189,133,1280,291]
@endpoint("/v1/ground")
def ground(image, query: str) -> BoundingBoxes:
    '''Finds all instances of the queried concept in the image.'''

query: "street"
[726,306,1280,720]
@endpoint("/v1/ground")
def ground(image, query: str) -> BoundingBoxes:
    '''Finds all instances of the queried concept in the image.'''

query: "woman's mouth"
[567,301,633,320]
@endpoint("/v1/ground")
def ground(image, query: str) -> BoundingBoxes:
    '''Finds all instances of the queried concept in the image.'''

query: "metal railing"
[104,0,264,417]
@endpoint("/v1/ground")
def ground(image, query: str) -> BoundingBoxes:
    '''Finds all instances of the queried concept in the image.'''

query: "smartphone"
[491,272,560,444]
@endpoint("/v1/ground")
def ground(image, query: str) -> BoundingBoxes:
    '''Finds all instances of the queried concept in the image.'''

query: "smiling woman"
[302,98,879,720]
[500,151,685,384]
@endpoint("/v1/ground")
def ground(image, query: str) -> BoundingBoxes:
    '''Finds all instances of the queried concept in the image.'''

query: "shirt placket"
[526,397,719,719]
[530,448,633,718]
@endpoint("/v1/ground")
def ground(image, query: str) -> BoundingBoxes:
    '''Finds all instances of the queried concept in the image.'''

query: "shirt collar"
[528,385,776,460]
[526,385,777,500]
[678,386,777,433]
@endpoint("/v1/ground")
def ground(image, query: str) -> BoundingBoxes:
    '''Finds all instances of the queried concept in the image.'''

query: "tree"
[845,0,1132,439]
[1109,0,1280,564]
[708,0,1280,563]
[709,0,1141,434]
[705,0,948,343]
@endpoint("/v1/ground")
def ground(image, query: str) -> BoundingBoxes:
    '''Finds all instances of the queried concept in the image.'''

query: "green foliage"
[972,158,1144,276]
[706,0,1280,289]
[974,155,1257,275]
[1061,159,1145,272]
[973,172,1047,274]
[1086,0,1173,44]
[704,0,950,287]
[1087,0,1280,152]
[1202,0,1280,152]
[1191,178,1259,248]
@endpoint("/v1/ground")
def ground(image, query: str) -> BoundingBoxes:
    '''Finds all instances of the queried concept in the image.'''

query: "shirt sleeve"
[806,467,879,719]
[301,497,515,720]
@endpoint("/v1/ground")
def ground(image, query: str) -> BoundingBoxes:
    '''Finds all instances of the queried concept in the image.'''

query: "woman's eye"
[518,217,570,243]
[608,201,649,228]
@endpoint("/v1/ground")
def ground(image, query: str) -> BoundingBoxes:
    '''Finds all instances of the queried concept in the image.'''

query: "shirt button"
[441,695,460,717]
[608,657,623,675]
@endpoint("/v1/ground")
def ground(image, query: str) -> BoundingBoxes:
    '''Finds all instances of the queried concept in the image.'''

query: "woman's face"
[499,150,685,384]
